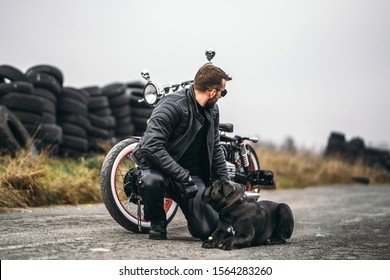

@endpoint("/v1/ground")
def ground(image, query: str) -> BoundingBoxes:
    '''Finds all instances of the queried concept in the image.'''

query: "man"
[131,63,230,240]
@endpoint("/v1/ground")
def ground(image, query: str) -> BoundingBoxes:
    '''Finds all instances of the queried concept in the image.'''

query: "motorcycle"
[100,49,275,233]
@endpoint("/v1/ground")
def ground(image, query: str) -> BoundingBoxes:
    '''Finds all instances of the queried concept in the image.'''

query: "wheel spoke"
[105,140,176,227]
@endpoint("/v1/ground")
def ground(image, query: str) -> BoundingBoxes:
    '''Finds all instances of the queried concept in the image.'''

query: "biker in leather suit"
[131,63,230,240]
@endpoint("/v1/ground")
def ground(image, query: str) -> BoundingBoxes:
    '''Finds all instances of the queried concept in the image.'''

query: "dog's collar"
[219,193,248,217]
[218,192,247,236]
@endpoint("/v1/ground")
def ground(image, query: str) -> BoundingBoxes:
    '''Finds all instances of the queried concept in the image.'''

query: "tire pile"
[102,83,132,141]
[128,81,153,136]
[324,131,390,171]
[57,87,90,157]
[0,64,152,158]
[83,86,115,154]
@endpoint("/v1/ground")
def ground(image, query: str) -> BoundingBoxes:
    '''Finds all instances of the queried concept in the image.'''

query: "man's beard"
[205,95,219,108]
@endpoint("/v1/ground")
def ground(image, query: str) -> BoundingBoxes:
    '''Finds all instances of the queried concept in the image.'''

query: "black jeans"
[139,169,218,240]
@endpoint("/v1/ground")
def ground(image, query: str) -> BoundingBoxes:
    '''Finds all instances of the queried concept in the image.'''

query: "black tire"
[0,93,46,114]
[82,86,102,96]
[0,105,37,156]
[115,115,132,127]
[88,125,110,139]
[33,87,58,105]
[351,176,370,185]
[111,105,131,118]
[58,97,88,115]
[127,80,145,89]
[325,132,346,156]
[345,137,365,162]
[26,64,64,86]
[12,110,55,125]
[11,110,42,125]
[102,83,127,98]
[246,145,262,192]
[0,65,28,82]
[60,135,88,151]
[115,124,135,139]
[108,93,130,108]
[57,113,91,130]
[246,145,275,190]
[61,87,89,104]
[89,107,112,117]
[26,72,62,96]
[59,122,87,138]
[248,145,260,170]
[41,112,56,124]
[0,81,34,96]
[43,98,56,115]
[100,138,178,233]
[106,116,116,128]
[25,123,63,143]
[88,96,109,110]
[131,107,153,119]
[88,113,116,129]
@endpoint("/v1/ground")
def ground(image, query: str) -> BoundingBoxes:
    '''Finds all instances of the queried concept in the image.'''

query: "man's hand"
[182,176,198,199]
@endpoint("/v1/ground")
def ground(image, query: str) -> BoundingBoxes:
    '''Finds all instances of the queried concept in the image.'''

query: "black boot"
[149,219,167,240]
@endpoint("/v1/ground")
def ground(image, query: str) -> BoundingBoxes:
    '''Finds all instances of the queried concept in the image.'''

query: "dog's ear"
[222,180,236,197]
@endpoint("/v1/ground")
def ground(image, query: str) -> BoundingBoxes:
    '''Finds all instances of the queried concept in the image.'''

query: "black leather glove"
[182,176,198,199]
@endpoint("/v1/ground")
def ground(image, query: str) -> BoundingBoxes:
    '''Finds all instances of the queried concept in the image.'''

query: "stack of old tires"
[25,65,63,155]
[0,63,154,158]
[57,87,90,157]
[102,83,134,141]
[324,131,390,171]
[324,132,346,157]
[127,80,152,136]
[0,64,61,155]
[83,86,116,153]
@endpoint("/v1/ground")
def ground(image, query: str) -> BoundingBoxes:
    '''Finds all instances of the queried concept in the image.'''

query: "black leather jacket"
[132,85,229,184]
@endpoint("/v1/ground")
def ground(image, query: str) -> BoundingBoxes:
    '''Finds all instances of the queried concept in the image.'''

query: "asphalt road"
[0,184,389,260]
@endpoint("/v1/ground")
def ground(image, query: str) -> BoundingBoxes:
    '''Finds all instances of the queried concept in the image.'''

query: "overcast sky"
[1,0,389,151]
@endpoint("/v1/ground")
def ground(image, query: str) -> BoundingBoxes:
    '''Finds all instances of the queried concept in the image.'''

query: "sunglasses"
[213,88,228,97]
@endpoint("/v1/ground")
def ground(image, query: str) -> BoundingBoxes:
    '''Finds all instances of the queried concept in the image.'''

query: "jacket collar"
[188,85,201,113]
[187,85,212,122]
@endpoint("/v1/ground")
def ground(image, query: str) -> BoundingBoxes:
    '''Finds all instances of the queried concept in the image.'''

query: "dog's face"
[202,180,245,212]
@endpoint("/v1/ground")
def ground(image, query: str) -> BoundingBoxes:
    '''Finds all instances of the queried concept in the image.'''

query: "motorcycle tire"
[245,144,260,192]
[100,137,178,233]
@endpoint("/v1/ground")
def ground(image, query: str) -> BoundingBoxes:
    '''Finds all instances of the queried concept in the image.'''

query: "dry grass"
[0,146,389,209]
[256,147,390,189]
[0,150,103,209]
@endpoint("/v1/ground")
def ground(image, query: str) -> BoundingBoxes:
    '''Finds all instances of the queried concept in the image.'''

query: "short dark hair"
[194,64,229,92]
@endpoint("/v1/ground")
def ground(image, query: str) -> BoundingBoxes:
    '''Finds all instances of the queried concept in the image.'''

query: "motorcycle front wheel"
[100,137,178,233]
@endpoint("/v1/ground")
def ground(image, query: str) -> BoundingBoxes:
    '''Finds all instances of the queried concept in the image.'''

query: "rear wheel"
[245,144,260,192]
[100,138,178,233]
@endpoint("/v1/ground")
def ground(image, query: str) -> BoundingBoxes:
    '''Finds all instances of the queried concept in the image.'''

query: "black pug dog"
[202,180,294,250]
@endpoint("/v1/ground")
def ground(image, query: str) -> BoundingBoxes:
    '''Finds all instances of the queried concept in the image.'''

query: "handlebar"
[162,79,194,94]
[139,48,235,107]
[220,133,259,144]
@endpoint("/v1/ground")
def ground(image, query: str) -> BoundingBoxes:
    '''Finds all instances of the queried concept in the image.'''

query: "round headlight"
[144,83,159,106]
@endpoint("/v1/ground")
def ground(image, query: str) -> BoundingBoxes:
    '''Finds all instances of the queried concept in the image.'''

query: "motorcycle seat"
[219,123,234,133]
